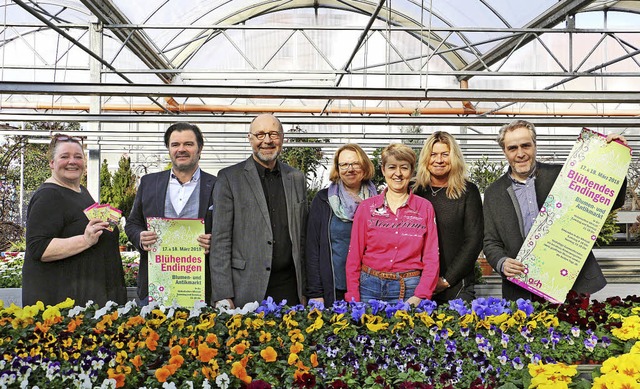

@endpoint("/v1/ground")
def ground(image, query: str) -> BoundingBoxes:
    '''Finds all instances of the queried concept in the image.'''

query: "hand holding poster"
[509,128,631,303]
[146,217,205,307]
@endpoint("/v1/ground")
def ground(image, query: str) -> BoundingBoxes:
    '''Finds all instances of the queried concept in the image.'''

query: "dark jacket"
[483,162,626,301]
[305,188,338,305]
[125,169,216,303]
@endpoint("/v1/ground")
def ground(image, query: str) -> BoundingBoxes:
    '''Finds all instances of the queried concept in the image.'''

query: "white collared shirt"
[169,168,201,214]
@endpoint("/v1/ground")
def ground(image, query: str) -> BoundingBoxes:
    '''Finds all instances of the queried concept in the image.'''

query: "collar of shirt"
[253,158,281,178]
[507,163,537,185]
[170,167,201,185]
[372,188,418,212]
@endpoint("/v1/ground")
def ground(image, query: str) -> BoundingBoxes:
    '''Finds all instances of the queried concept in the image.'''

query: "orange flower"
[260,346,277,362]
[288,353,299,365]
[145,330,160,351]
[35,321,50,334]
[310,352,318,367]
[131,355,143,371]
[232,341,247,355]
[201,366,214,380]
[155,367,171,383]
[170,345,182,357]
[66,317,82,332]
[107,368,126,388]
[126,316,145,327]
[169,354,184,367]
[198,343,218,363]
[290,342,303,354]
[165,363,179,374]
[231,361,252,384]
[206,333,218,344]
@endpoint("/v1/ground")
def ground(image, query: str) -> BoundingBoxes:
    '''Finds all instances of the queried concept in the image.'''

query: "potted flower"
[119,229,130,252]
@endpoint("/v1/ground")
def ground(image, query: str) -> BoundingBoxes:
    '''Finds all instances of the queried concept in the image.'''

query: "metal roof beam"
[79,0,174,83]
[459,0,595,81]
[0,113,638,127]
[3,81,640,103]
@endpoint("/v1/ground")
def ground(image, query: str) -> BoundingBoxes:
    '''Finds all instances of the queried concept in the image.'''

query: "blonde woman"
[414,131,483,303]
[345,143,439,305]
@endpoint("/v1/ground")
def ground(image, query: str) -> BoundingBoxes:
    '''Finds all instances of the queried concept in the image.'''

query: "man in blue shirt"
[483,119,627,301]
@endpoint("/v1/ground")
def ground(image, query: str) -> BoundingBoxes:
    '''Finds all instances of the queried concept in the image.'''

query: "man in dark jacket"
[483,119,627,301]
[126,123,216,304]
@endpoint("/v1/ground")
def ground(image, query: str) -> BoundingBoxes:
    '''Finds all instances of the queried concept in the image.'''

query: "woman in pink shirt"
[345,143,440,306]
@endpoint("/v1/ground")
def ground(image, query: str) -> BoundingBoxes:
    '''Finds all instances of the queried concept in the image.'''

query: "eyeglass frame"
[52,133,84,145]
[249,131,282,140]
[338,162,362,171]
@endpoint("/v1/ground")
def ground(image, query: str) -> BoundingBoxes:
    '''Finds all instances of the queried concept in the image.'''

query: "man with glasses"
[210,113,307,309]
[126,123,216,305]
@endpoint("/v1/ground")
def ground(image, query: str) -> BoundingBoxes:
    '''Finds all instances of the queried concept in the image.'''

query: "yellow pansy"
[305,316,324,333]
[259,330,272,343]
[363,314,389,332]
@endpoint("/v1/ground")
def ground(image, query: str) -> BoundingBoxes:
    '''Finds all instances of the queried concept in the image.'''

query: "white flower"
[202,379,211,389]
[117,300,137,316]
[68,304,87,317]
[93,301,118,319]
[218,301,260,315]
[189,300,208,318]
[140,300,159,317]
[162,382,177,389]
[215,373,230,389]
[99,378,117,389]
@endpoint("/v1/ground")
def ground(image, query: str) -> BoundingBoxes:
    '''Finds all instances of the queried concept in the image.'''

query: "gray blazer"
[483,162,625,301]
[210,157,308,307]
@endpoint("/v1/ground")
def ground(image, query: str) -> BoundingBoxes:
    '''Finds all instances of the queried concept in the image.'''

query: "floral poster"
[146,217,205,306]
[509,128,631,303]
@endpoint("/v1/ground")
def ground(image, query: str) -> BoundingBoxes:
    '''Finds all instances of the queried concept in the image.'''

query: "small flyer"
[146,217,205,307]
[509,128,631,303]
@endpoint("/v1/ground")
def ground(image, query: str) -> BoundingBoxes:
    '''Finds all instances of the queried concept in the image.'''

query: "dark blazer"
[210,157,308,308]
[125,169,216,303]
[305,188,337,305]
[483,162,625,301]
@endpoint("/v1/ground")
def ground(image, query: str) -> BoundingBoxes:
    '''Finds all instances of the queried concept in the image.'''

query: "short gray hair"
[496,120,537,149]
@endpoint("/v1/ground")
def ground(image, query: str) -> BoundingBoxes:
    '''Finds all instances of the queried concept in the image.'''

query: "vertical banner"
[146,217,205,307]
[509,128,631,303]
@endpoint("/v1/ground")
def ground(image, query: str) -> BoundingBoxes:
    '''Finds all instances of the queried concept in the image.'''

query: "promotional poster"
[146,217,205,306]
[509,128,631,303]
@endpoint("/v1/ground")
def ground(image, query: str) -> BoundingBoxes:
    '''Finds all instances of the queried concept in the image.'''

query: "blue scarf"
[328,180,377,222]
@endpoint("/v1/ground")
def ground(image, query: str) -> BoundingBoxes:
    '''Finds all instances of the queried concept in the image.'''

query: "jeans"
[359,271,420,304]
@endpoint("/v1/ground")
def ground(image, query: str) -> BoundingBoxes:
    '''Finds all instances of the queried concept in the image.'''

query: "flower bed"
[1,292,640,388]
[0,251,140,288]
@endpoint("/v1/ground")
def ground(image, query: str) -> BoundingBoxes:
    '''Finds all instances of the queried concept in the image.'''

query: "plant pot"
[119,245,127,252]
[477,258,494,276]
[0,288,22,307]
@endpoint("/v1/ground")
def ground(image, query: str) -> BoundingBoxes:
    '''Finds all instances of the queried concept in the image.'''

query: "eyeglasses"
[338,162,362,171]
[250,131,282,140]
[52,133,84,145]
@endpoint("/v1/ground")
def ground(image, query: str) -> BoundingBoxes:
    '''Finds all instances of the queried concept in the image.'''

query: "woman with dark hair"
[306,144,377,305]
[22,134,126,306]
[345,143,439,305]
[414,131,483,303]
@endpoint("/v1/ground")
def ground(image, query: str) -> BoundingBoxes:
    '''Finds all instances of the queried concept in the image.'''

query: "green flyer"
[146,217,205,307]
[509,128,631,303]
